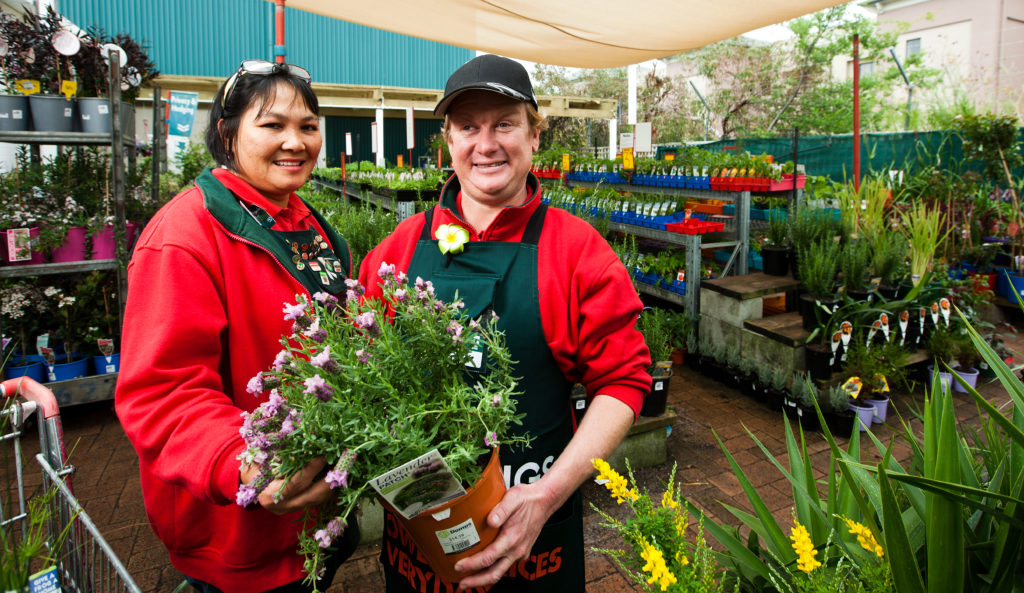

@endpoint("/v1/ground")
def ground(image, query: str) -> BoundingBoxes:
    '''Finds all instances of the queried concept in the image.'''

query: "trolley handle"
[1,377,60,419]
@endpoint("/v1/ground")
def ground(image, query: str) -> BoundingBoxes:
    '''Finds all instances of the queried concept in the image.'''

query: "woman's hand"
[240,457,333,515]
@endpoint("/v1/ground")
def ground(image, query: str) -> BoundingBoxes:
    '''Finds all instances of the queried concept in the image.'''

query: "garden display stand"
[566,179,753,314]
[0,58,163,406]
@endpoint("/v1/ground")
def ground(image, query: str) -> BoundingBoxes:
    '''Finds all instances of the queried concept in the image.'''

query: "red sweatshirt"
[115,169,350,592]
[358,176,651,414]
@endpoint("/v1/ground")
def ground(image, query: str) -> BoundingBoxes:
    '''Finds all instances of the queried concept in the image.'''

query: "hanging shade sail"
[278,0,847,68]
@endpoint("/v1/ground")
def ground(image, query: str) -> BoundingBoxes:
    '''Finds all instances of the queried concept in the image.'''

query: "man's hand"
[452,481,558,589]
[241,457,334,515]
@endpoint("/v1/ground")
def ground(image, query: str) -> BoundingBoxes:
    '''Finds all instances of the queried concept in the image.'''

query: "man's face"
[446,91,540,209]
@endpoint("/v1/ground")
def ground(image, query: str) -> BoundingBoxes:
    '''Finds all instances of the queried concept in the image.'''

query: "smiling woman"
[115,60,359,593]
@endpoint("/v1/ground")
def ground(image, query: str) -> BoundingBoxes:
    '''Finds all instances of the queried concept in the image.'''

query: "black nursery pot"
[761,246,790,277]
[641,370,672,417]
[805,344,833,381]
[788,248,800,281]
[799,294,836,332]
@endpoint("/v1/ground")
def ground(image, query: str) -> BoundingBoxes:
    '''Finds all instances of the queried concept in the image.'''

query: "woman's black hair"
[205,68,319,170]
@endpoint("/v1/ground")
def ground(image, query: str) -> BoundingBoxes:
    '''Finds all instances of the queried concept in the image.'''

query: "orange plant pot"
[380,447,506,583]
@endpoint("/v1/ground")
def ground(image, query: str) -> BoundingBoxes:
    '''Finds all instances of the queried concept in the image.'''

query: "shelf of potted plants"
[0,53,152,406]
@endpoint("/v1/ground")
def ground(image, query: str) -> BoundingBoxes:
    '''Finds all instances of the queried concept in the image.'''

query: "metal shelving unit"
[0,58,161,405]
[566,179,751,316]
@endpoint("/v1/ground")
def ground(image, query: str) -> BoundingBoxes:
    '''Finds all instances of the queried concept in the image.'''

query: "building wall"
[60,0,472,88]
[872,0,1024,115]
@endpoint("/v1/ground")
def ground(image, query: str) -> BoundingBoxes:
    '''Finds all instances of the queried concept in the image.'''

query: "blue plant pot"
[997,270,1024,301]
[46,353,89,382]
[3,354,47,383]
[91,353,121,375]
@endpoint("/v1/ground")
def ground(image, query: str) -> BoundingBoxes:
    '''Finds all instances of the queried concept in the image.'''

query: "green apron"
[381,204,584,593]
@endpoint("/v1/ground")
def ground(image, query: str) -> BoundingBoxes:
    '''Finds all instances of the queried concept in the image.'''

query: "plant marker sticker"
[830,331,841,366]
[939,297,951,326]
[842,376,863,400]
[15,79,40,95]
[898,311,909,346]
[879,313,890,341]
[60,80,77,100]
[930,302,940,327]
[51,30,81,56]
[7,227,31,261]
[370,449,466,519]
[435,517,482,555]
[29,566,59,593]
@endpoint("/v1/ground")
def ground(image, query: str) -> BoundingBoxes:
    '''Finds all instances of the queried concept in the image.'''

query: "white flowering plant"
[237,263,528,585]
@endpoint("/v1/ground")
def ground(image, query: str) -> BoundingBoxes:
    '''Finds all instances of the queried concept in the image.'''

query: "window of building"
[906,38,921,59]
[846,60,875,80]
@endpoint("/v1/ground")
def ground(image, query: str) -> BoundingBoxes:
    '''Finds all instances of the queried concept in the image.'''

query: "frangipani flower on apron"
[435,223,469,255]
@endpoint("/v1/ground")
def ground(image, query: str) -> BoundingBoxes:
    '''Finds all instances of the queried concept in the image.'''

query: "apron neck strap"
[418,204,549,245]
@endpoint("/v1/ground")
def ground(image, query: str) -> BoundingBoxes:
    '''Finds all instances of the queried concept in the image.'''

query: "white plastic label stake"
[435,518,481,555]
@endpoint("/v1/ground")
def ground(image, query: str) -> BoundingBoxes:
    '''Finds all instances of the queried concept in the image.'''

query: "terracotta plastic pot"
[381,447,505,583]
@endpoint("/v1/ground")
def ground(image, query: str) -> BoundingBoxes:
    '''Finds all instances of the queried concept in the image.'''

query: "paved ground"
[5,328,1021,592]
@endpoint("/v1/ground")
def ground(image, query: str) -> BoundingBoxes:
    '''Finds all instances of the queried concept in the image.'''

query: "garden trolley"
[1,376,141,593]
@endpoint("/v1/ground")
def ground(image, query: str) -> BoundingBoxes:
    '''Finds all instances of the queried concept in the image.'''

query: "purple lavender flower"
[325,468,349,489]
[491,394,502,407]
[344,278,365,296]
[395,271,408,284]
[304,318,327,343]
[356,349,371,363]
[346,289,360,307]
[310,346,332,368]
[355,311,379,335]
[303,375,334,402]
[415,277,435,301]
[377,262,396,280]
[246,374,265,395]
[484,432,499,448]
[312,292,339,308]
[393,288,408,303]
[261,389,284,416]
[272,350,292,372]
[282,301,307,321]
[447,320,464,343]
[236,484,259,507]
[313,517,345,548]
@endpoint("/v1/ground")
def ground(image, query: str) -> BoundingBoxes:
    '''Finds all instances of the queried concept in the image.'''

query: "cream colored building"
[835,0,1024,118]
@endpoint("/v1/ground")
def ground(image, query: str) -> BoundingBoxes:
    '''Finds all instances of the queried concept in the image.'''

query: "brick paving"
[8,330,1021,592]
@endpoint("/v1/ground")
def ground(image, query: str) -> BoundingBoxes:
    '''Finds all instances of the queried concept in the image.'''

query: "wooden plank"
[0,260,119,278]
[705,272,800,300]
[745,312,809,347]
[48,374,117,407]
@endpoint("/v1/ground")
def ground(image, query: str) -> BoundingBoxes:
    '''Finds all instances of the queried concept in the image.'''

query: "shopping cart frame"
[1,376,142,593]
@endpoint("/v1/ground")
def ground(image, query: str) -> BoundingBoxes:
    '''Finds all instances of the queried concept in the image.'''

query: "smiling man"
[359,54,652,593]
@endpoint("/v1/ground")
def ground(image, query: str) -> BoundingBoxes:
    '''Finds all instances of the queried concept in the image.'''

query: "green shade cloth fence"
[657,129,1024,185]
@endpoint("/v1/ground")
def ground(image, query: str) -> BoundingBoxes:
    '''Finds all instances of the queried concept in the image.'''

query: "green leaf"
[879,464,926,593]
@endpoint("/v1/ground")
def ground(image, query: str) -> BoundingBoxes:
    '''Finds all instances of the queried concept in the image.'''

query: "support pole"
[852,34,861,191]
[274,0,286,63]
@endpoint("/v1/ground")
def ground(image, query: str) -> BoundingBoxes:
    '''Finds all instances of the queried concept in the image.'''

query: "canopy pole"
[852,33,860,190]
[275,0,286,63]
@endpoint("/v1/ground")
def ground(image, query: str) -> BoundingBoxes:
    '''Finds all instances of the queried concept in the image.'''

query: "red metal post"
[852,34,861,191]
[275,0,286,64]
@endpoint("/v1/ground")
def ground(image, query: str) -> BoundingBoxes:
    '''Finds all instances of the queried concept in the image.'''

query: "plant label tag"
[879,314,890,341]
[40,346,54,366]
[899,311,909,346]
[435,517,481,555]
[7,227,31,261]
[930,302,940,327]
[370,449,466,520]
[15,79,40,95]
[29,566,59,593]
[939,297,951,326]
[36,333,49,356]
[98,338,114,356]
[575,399,586,410]
[654,381,664,391]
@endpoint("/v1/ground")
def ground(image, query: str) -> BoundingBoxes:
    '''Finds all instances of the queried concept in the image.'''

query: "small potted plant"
[797,238,841,331]
[924,323,962,392]
[840,238,872,302]
[637,306,673,417]
[237,266,529,584]
[761,209,790,276]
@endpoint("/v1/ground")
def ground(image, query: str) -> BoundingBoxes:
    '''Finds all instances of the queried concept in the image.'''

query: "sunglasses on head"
[221,60,312,108]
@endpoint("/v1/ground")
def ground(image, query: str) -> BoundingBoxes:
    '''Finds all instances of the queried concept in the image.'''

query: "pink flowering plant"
[237,262,527,585]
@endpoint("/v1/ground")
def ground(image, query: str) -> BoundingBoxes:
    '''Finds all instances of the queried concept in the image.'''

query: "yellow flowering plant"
[590,459,731,593]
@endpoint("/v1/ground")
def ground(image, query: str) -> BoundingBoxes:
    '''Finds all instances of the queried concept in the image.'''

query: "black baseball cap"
[434,54,538,116]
